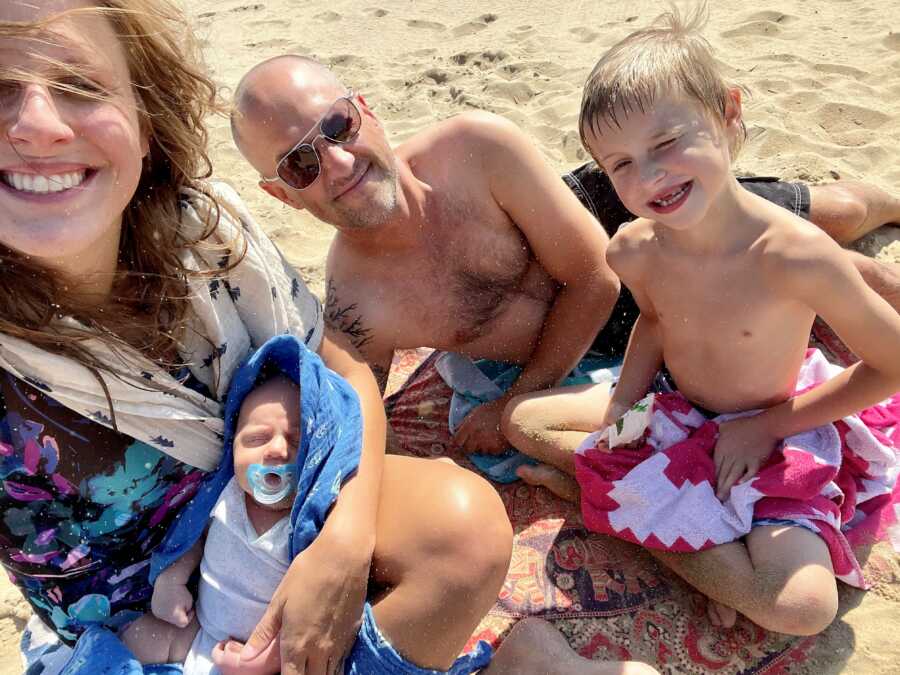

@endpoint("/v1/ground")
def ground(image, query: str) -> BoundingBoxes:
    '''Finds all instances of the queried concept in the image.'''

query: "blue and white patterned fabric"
[436,352,621,483]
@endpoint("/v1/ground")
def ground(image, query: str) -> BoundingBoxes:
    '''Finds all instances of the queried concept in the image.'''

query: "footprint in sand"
[228,3,264,14]
[452,14,499,38]
[450,50,509,68]
[569,26,599,43]
[407,19,446,30]
[815,102,889,134]
[314,11,341,22]
[813,63,869,79]
[365,8,389,17]
[329,54,367,68]
[423,68,452,85]
[246,38,292,49]
[743,11,798,25]
[721,20,785,39]
[884,33,900,52]
[483,80,536,104]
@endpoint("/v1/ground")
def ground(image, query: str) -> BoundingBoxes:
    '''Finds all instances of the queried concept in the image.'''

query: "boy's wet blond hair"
[579,4,747,159]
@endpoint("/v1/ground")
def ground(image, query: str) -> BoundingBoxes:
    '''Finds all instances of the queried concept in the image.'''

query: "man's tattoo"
[371,363,390,395]
[325,280,374,351]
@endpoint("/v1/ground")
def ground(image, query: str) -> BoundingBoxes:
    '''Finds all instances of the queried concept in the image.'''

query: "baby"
[507,6,900,635]
[122,373,301,674]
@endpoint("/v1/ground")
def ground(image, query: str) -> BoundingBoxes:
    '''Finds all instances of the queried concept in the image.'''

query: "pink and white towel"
[574,349,900,588]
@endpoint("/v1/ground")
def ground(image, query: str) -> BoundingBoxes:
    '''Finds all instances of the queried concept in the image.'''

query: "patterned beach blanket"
[384,334,900,674]
[575,349,900,589]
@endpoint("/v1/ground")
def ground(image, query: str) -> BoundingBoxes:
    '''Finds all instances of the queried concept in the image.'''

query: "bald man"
[231,55,900,462]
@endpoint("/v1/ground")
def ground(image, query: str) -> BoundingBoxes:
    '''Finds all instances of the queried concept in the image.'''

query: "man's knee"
[809,182,869,244]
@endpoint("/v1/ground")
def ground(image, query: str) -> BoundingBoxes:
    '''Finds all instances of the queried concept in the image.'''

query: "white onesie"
[182,476,290,675]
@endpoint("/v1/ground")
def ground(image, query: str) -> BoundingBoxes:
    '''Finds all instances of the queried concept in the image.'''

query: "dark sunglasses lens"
[278,145,319,189]
[320,99,361,142]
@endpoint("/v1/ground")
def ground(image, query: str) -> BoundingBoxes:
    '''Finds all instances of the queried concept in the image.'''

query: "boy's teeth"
[654,184,688,207]
[3,170,87,194]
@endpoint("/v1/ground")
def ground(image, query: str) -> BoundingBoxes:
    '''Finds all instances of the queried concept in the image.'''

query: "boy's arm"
[602,227,664,427]
[715,232,900,497]
[152,537,204,627]
[761,235,900,434]
[603,313,664,427]
[240,327,385,671]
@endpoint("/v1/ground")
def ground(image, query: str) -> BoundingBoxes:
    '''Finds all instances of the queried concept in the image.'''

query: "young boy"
[504,7,900,635]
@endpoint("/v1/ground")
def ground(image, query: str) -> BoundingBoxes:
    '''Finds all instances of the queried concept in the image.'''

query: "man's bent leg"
[367,455,512,670]
[808,181,900,244]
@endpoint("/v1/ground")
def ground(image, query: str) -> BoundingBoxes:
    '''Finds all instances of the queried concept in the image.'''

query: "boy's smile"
[585,95,739,230]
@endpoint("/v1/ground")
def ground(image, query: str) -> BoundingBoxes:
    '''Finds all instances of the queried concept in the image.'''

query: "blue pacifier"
[246,463,299,505]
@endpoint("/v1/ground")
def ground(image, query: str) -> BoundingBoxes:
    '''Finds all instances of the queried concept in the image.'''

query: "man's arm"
[455,113,620,452]
[484,113,620,395]
[324,277,395,394]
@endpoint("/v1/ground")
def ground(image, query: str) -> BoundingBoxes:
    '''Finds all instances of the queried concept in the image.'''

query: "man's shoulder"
[400,111,523,159]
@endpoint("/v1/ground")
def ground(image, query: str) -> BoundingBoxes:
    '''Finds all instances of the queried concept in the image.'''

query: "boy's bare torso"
[326,120,560,372]
[621,199,823,414]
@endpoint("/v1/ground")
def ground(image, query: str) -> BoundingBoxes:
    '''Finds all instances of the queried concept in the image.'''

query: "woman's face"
[0,1,148,287]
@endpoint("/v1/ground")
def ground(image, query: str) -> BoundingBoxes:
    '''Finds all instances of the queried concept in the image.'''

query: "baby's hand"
[713,416,778,501]
[151,579,195,628]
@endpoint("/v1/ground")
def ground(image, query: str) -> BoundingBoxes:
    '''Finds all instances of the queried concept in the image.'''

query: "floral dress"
[0,369,207,644]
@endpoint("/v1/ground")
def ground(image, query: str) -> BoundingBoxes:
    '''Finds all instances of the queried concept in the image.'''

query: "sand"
[1,0,899,672]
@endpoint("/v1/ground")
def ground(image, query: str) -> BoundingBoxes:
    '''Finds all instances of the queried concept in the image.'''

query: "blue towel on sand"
[436,353,621,483]
[56,336,491,675]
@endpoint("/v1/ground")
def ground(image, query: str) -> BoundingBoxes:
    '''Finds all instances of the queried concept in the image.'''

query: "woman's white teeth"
[654,184,688,207]
[3,170,87,194]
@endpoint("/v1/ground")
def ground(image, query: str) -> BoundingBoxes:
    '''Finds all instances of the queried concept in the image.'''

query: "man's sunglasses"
[261,91,362,190]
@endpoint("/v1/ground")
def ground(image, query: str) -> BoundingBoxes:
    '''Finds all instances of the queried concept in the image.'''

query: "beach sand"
[1,0,898,672]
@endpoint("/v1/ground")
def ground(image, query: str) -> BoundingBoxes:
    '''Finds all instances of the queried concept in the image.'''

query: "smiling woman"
[0,1,337,671]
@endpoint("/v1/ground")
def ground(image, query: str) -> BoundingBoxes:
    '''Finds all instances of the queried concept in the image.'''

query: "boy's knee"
[501,394,546,445]
[757,567,838,636]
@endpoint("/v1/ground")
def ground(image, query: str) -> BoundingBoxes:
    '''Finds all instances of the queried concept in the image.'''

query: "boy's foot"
[483,618,659,674]
[516,463,580,502]
[707,599,738,628]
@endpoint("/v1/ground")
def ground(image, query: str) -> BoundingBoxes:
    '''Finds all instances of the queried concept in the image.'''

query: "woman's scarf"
[0,182,323,471]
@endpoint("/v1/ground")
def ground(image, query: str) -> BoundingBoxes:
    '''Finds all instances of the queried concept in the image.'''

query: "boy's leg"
[649,524,838,636]
[500,383,609,501]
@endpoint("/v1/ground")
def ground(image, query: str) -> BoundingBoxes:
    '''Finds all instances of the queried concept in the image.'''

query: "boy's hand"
[240,531,368,675]
[151,579,194,628]
[713,416,779,500]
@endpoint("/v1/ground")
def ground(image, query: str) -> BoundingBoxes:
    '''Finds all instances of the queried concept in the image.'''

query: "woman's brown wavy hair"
[0,0,235,379]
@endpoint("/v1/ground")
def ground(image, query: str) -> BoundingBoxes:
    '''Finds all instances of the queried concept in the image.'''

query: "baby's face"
[233,375,301,509]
